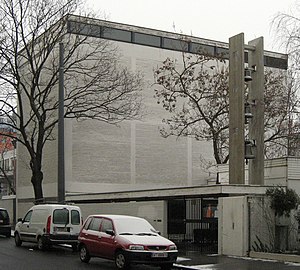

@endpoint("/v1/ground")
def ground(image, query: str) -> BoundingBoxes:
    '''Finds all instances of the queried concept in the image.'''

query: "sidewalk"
[173,251,300,270]
[174,251,220,269]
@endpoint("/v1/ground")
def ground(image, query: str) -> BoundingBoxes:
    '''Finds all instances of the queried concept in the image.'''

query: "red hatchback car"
[78,215,178,270]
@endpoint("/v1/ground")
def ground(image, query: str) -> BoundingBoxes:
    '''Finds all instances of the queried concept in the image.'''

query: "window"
[71,210,80,225]
[202,200,218,219]
[163,38,188,52]
[4,159,9,171]
[134,33,161,47]
[102,27,131,42]
[83,217,92,230]
[67,21,101,37]
[53,209,69,224]
[101,219,113,233]
[23,210,33,223]
[88,217,102,231]
[190,43,215,55]
[216,47,229,59]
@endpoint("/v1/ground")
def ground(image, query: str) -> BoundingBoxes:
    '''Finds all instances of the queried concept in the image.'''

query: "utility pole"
[58,42,65,203]
[229,33,264,185]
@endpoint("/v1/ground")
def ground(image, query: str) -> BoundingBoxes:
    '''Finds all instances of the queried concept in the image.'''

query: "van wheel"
[14,232,22,246]
[115,251,130,269]
[79,245,90,263]
[37,237,45,251]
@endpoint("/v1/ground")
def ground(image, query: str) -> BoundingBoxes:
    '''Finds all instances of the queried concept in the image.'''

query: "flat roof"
[65,184,272,204]
[66,14,288,70]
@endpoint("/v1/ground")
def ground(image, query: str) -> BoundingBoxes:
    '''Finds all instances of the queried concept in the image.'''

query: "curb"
[250,251,300,263]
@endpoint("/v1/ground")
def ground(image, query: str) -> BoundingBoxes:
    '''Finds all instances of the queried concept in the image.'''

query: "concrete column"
[248,37,264,185]
[229,33,245,184]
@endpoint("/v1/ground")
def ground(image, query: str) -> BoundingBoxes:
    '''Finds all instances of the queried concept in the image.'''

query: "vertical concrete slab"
[248,37,264,185]
[229,33,245,184]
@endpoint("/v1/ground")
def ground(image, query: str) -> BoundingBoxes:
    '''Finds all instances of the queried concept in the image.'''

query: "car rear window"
[71,210,80,225]
[0,210,9,219]
[53,209,69,224]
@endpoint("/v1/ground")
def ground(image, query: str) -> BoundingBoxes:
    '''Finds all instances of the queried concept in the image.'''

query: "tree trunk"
[31,166,44,204]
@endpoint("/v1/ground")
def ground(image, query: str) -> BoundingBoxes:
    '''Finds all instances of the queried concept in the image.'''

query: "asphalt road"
[0,235,162,270]
[1,235,300,270]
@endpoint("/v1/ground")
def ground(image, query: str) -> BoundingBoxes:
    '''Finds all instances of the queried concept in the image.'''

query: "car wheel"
[79,245,90,263]
[14,232,22,247]
[115,251,130,269]
[160,263,173,270]
[37,236,45,251]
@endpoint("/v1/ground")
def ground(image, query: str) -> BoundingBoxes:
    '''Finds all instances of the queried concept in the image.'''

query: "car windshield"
[114,217,157,235]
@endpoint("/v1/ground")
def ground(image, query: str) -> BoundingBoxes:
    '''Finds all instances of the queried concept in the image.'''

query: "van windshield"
[53,209,69,224]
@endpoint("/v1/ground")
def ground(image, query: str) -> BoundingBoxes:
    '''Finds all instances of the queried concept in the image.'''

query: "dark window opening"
[134,33,161,47]
[102,27,131,42]
[190,43,215,56]
[163,37,188,52]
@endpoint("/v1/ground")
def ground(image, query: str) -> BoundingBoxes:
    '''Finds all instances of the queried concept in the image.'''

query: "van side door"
[19,210,35,242]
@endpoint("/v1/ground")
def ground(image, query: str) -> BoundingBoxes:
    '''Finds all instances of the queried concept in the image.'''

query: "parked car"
[0,208,11,238]
[78,215,178,270]
[14,204,82,250]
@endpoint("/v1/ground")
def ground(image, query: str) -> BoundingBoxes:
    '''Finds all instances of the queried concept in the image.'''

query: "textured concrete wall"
[17,32,215,199]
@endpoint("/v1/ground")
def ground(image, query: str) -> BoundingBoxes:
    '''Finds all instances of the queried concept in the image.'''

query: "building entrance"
[167,198,218,253]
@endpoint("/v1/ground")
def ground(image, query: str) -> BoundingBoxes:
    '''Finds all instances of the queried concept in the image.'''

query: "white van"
[14,204,82,251]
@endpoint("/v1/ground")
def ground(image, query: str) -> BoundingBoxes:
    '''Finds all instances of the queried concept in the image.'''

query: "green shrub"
[266,186,299,217]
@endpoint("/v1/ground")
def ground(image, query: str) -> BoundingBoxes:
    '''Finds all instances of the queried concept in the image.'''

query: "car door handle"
[98,235,102,239]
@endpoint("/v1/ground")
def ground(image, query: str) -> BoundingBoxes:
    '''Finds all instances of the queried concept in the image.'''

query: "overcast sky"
[85,0,298,53]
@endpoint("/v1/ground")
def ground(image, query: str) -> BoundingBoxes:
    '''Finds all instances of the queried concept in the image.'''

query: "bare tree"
[154,54,229,164]
[154,53,298,164]
[0,0,143,202]
[272,7,300,156]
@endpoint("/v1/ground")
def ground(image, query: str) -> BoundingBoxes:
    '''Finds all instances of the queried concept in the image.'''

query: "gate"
[167,198,218,253]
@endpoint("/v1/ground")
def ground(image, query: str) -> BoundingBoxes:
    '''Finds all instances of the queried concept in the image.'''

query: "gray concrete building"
[14,15,290,255]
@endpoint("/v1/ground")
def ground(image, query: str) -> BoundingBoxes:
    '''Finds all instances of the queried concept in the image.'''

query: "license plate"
[151,252,168,258]
[56,227,68,232]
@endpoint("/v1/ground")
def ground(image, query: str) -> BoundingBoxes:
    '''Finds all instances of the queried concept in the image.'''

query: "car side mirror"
[17,218,23,222]
[105,229,115,236]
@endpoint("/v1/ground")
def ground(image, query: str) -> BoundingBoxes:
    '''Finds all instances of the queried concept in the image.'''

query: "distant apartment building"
[0,117,16,196]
